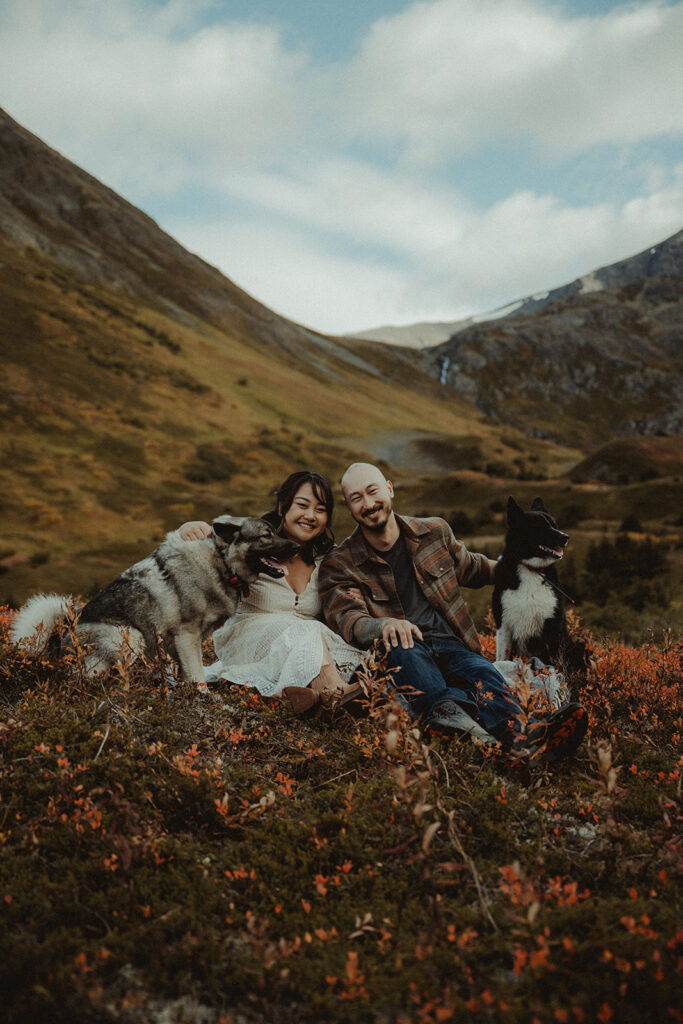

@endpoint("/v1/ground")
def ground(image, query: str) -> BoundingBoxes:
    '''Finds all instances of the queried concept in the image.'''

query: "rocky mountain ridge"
[421,232,682,445]
[349,229,683,349]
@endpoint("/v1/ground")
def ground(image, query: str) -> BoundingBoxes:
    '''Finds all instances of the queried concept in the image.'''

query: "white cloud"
[346,0,683,161]
[0,0,681,334]
[227,158,473,258]
[166,162,683,333]
[166,215,425,333]
[0,0,313,196]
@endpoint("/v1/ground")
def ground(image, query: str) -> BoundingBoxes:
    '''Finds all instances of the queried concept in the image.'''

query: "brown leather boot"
[279,686,320,716]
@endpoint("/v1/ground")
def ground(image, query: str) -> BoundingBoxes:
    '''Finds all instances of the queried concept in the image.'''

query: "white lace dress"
[204,559,363,695]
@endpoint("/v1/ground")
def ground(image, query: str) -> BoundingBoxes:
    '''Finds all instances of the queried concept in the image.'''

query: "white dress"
[205,559,363,695]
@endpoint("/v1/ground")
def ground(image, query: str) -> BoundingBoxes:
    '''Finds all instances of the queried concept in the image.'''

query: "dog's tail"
[11,594,74,654]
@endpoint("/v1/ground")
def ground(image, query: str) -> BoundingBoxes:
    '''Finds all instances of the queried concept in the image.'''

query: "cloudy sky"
[1,0,682,335]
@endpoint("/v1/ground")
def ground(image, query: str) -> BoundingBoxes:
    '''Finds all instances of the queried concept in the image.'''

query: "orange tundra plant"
[0,605,681,1024]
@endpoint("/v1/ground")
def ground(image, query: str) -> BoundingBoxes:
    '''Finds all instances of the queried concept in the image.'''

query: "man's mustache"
[362,504,384,518]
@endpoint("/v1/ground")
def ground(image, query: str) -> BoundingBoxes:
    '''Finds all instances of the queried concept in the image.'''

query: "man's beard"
[358,501,392,531]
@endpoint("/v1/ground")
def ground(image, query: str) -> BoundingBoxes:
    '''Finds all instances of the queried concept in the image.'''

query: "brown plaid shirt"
[319,515,495,653]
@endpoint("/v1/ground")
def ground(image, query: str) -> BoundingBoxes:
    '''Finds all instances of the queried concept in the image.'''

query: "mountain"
[420,230,683,446]
[2,107,681,612]
[496,230,683,320]
[0,108,395,382]
[347,319,471,348]
[348,230,683,349]
[2,107,569,603]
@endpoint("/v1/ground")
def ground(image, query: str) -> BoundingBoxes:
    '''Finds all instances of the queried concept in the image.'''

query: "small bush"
[559,503,584,528]
[619,514,644,533]
[185,443,236,483]
[580,535,671,614]
[168,370,210,394]
[448,509,476,535]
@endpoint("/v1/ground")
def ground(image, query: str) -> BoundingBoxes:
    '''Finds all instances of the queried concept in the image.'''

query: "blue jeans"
[383,635,522,748]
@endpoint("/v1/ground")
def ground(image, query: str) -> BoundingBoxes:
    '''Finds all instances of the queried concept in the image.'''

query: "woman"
[179,471,364,714]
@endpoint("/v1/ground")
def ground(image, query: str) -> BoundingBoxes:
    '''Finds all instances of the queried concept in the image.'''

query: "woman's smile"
[280,481,329,545]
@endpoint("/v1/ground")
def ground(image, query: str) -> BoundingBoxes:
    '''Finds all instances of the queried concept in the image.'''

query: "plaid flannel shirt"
[319,514,495,653]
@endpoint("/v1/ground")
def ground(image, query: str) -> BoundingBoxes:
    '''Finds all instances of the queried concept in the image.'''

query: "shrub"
[168,370,210,393]
[619,514,644,533]
[586,534,667,583]
[448,509,476,535]
[584,535,670,611]
[485,460,509,478]
[559,503,583,528]
[185,444,236,483]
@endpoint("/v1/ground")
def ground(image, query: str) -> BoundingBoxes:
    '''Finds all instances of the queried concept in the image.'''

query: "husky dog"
[11,516,298,681]
[493,497,579,667]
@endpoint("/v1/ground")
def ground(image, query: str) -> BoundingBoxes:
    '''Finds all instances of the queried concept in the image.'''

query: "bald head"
[340,462,388,498]
[341,462,396,536]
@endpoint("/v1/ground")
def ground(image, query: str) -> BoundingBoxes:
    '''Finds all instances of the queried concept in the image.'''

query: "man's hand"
[179,521,213,541]
[381,618,423,650]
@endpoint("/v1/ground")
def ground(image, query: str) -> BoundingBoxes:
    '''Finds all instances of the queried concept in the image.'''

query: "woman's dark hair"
[261,470,335,564]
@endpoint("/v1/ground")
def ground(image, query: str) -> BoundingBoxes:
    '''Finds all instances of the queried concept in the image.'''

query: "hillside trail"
[367,430,460,473]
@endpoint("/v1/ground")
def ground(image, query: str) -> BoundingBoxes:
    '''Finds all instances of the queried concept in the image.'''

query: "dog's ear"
[212,516,245,544]
[531,496,547,513]
[507,496,524,525]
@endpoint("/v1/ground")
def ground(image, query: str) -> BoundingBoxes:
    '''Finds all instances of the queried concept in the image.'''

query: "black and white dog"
[12,516,298,682]
[493,497,583,669]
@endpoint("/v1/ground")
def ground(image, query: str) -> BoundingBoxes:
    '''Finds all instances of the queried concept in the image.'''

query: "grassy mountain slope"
[568,435,683,484]
[1,108,574,604]
[0,233,526,602]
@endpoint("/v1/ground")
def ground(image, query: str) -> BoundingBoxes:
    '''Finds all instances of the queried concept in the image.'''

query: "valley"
[0,107,681,639]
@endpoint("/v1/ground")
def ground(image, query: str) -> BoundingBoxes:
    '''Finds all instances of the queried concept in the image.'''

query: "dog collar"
[521,563,574,605]
[229,574,250,598]
[521,561,546,575]
[212,537,250,598]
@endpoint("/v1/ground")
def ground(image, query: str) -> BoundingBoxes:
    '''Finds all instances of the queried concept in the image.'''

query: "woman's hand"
[179,520,213,541]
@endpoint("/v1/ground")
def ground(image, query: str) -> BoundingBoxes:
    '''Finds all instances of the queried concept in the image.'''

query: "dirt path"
[369,429,466,473]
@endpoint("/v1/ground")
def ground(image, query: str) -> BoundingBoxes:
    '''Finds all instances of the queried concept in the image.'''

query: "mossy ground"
[0,609,681,1024]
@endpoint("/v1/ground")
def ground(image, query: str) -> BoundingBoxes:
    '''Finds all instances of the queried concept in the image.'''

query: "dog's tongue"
[264,557,288,575]
[541,545,563,559]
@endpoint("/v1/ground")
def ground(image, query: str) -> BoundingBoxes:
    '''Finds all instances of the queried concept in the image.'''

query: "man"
[319,463,587,764]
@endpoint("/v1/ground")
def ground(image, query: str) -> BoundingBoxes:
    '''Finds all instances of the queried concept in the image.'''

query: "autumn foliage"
[0,605,680,1024]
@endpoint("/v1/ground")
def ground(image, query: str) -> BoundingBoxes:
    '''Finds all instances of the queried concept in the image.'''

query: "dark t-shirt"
[375,532,455,640]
